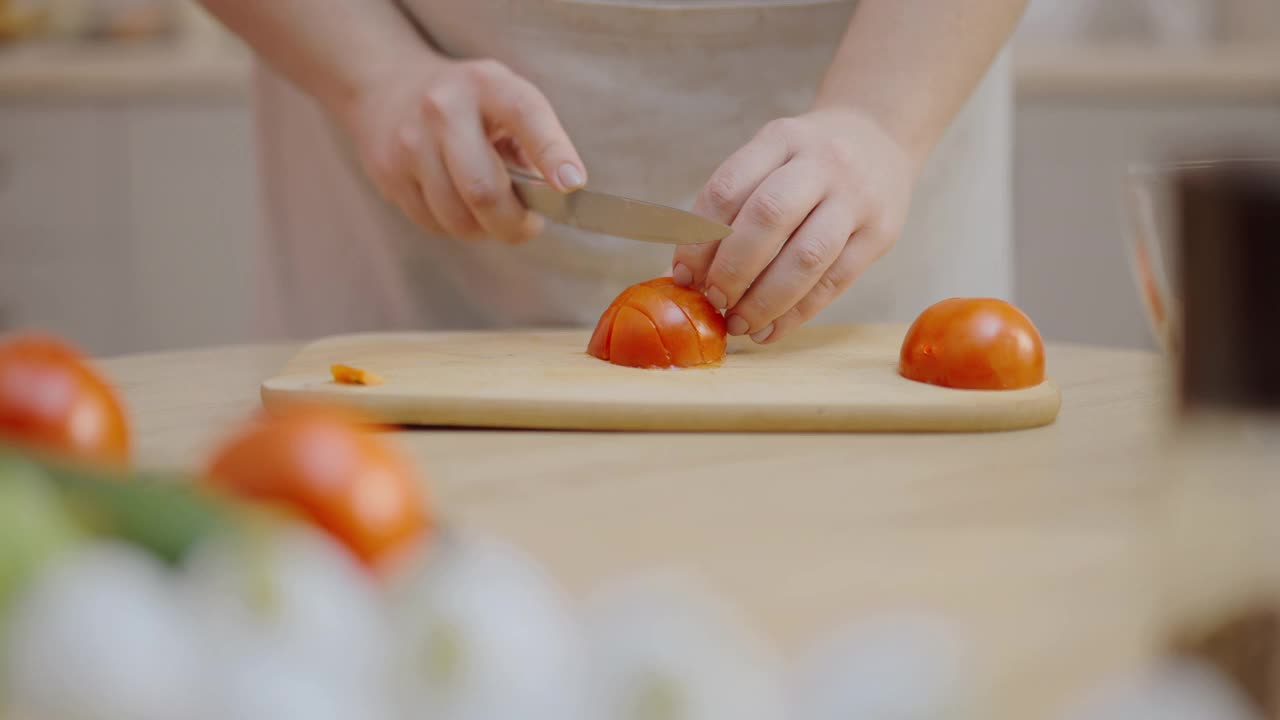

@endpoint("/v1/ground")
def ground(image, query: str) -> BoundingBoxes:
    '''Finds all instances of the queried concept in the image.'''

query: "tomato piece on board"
[668,284,728,362]
[205,409,431,568]
[898,298,1046,391]
[0,333,130,466]
[589,277,727,369]
[330,364,384,386]
[628,287,704,367]
[587,287,637,360]
[608,306,672,369]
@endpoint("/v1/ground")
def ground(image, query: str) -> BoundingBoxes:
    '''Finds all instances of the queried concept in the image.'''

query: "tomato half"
[204,408,431,568]
[0,333,130,465]
[898,298,1046,390]
[588,277,727,369]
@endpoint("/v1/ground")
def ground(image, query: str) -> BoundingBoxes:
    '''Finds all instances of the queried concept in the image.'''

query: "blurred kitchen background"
[1,0,1278,357]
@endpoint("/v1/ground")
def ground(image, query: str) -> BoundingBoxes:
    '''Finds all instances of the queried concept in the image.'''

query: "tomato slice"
[588,285,647,360]
[330,364,383,386]
[628,287,703,367]
[587,305,620,360]
[609,306,671,368]
[668,285,727,362]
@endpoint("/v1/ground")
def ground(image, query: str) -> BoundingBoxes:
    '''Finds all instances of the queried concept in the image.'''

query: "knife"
[510,170,731,246]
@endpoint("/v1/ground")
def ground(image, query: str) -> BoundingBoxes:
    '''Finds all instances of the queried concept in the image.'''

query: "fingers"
[377,120,450,237]
[701,159,827,313]
[724,198,852,338]
[394,180,446,236]
[696,122,796,226]
[358,59,577,243]
[437,95,542,243]
[410,132,482,240]
[760,230,887,344]
[493,136,535,174]
[479,67,587,192]
[674,127,793,289]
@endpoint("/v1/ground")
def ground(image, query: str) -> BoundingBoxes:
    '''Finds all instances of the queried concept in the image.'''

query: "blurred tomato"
[0,333,130,465]
[588,277,727,369]
[203,409,430,567]
[898,298,1046,391]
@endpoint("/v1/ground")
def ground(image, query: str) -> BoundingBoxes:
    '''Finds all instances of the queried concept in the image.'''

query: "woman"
[199,0,1027,345]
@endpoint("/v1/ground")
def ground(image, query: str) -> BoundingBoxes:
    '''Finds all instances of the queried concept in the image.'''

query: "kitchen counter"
[2,39,1280,101]
[97,337,1184,718]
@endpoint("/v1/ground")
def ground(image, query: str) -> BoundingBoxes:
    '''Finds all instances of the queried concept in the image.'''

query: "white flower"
[792,612,974,720]
[179,524,395,719]
[582,571,786,720]
[3,541,206,720]
[386,527,589,720]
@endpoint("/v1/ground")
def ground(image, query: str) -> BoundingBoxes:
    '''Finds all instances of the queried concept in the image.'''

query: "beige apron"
[250,0,1012,341]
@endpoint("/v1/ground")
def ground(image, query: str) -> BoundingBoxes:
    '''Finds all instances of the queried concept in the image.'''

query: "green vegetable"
[633,672,686,720]
[0,445,244,567]
[0,456,81,619]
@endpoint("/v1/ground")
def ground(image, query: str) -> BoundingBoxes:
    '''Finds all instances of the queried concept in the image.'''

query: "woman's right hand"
[342,57,587,244]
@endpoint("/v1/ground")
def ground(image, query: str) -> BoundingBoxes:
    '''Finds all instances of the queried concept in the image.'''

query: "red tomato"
[588,277,727,368]
[0,333,130,465]
[204,408,431,567]
[899,298,1046,390]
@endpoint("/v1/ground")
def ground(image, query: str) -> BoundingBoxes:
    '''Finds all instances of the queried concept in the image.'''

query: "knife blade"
[511,172,731,246]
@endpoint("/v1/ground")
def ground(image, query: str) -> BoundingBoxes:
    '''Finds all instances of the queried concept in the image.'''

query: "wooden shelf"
[0,40,251,101]
[1014,45,1280,101]
[3,38,1280,103]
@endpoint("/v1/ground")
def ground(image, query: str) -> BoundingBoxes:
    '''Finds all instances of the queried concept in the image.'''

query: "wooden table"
[99,339,1178,719]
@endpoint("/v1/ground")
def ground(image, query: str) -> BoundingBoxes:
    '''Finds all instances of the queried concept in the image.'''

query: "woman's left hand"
[673,109,915,344]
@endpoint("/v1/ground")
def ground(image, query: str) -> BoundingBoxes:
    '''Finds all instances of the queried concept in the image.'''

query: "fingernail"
[672,263,693,287]
[706,286,728,310]
[726,314,749,336]
[557,163,585,190]
[750,324,775,344]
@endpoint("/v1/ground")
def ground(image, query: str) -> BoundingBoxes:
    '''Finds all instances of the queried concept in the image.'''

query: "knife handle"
[507,166,549,184]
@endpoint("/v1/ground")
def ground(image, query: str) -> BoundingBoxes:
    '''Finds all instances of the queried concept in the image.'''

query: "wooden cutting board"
[260,324,1062,432]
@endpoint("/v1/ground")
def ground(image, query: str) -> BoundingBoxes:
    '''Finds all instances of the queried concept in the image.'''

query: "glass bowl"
[1123,157,1280,355]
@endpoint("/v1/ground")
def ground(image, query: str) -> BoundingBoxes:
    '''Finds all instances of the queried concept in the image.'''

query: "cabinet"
[0,98,260,356]
[0,105,134,353]
[122,103,259,353]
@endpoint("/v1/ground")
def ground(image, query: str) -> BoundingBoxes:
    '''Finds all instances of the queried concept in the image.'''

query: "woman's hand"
[673,109,915,344]
[342,57,587,244]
